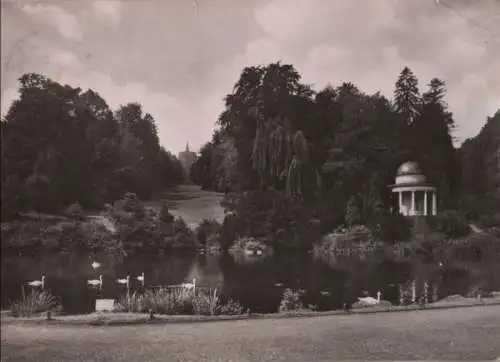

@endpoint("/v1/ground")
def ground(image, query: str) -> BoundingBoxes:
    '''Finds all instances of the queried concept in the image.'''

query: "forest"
[190,62,500,248]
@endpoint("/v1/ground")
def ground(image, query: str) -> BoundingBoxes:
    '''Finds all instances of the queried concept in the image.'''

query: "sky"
[1,0,499,155]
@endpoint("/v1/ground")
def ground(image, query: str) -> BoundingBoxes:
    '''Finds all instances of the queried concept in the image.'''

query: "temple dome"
[396,161,422,176]
[394,161,427,185]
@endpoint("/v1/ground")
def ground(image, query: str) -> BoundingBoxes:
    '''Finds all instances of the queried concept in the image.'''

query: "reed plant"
[10,286,58,317]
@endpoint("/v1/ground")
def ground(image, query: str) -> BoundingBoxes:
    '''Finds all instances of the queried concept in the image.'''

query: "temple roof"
[396,161,423,176]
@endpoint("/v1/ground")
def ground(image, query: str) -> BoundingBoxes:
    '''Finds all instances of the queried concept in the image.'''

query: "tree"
[345,194,362,226]
[0,73,184,219]
[394,67,421,125]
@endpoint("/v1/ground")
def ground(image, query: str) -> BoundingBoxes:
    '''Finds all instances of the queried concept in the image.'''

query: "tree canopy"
[1,73,184,219]
[191,62,495,245]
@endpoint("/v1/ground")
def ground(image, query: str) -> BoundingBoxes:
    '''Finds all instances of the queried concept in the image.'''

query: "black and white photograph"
[1,0,500,360]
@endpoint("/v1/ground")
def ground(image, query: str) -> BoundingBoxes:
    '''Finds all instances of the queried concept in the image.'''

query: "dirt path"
[2,306,500,361]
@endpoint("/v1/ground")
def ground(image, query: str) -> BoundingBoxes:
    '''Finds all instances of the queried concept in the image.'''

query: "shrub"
[158,201,175,224]
[345,195,362,227]
[192,289,219,316]
[172,217,196,248]
[428,210,471,238]
[115,288,244,316]
[478,213,500,228]
[64,203,85,220]
[115,292,145,313]
[195,218,221,247]
[279,288,303,312]
[371,212,412,244]
[116,288,193,315]
[10,288,59,318]
[216,298,244,315]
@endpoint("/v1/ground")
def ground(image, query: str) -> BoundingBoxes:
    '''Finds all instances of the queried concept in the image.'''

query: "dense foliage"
[1,73,184,220]
[459,111,500,225]
[190,63,478,247]
[1,193,198,253]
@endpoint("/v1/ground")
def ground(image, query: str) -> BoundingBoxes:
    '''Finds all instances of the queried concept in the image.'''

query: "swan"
[28,275,45,289]
[87,275,103,289]
[136,272,145,287]
[358,290,381,305]
[91,261,101,269]
[256,249,263,256]
[182,278,196,291]
[117,275,130,287]
[274,282,284,287]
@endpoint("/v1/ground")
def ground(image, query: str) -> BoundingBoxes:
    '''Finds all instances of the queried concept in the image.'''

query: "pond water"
[2,251,499,314]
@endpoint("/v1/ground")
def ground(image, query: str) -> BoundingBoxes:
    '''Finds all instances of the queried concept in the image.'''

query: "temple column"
[411,191,415,216]
[432,192,437,216]
[398,191,403,215]
[424,191,428,216]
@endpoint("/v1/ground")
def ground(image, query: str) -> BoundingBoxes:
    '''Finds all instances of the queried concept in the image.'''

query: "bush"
[116,288,193,315]
[10,288,59,318]
[370,212,412,244]
[279,288,304,312]
[216,298,244,315]
[158,201,175,224]
[192,289,219,316]
[478,213,500,228]
[63,203,85,220]
[195,218,221,251]
[115,288,244,316]
[428,210,471,238]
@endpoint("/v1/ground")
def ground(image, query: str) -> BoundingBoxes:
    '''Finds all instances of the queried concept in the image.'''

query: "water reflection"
[1,251,499,314]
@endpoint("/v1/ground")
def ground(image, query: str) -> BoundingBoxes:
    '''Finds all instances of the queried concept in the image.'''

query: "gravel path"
[2,306,500,361]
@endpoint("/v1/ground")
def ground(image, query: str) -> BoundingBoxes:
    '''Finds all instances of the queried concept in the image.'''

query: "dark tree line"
[1,73,184,220]
[459,111,500,224]
[191,63,498,246]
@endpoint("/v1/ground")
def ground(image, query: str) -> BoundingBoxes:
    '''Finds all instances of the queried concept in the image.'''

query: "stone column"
[411,191,415,216]
[424,191,428,216]
[432,192,437,216]
[398,191,403,215]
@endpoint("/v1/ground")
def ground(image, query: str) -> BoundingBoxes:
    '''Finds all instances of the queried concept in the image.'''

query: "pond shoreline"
[2,298,500,327]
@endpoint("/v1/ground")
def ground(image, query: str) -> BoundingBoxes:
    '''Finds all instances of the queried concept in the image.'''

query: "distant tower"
[178,141,197,182]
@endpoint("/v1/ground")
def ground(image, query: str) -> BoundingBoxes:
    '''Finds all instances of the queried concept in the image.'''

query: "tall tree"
[393,67,421,125]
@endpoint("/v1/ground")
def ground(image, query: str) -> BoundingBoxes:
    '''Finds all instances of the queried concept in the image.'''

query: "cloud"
[92,1,122,24]
[248,0,500,144]
[3,0,500,153]
[21,3,83,41]
[1,48,193,155]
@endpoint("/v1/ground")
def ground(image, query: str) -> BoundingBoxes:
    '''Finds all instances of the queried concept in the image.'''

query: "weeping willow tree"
[250,108,320,200]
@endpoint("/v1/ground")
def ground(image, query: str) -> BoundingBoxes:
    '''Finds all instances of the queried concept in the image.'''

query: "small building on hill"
[389,161,437,216]
[178,142,197,181]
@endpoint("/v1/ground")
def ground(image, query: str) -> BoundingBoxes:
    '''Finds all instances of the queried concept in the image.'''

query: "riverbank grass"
[3,294,500,327]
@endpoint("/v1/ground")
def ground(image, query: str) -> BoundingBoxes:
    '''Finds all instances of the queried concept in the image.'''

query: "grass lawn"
[143,184,225,229]
[2,305,500,361]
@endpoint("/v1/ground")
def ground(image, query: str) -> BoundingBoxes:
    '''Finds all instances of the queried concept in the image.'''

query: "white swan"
[136,272,145,287]
[117,275,130,287]
[182,278,196,291]
[256,249,263,256]
[28,275,45,289]
[88,275,103,289]
[91,261,101,269]
[358,290,381,305]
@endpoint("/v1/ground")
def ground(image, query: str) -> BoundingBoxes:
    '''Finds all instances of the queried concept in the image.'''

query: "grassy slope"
[143,184,225,228]
[2,305,500,361]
